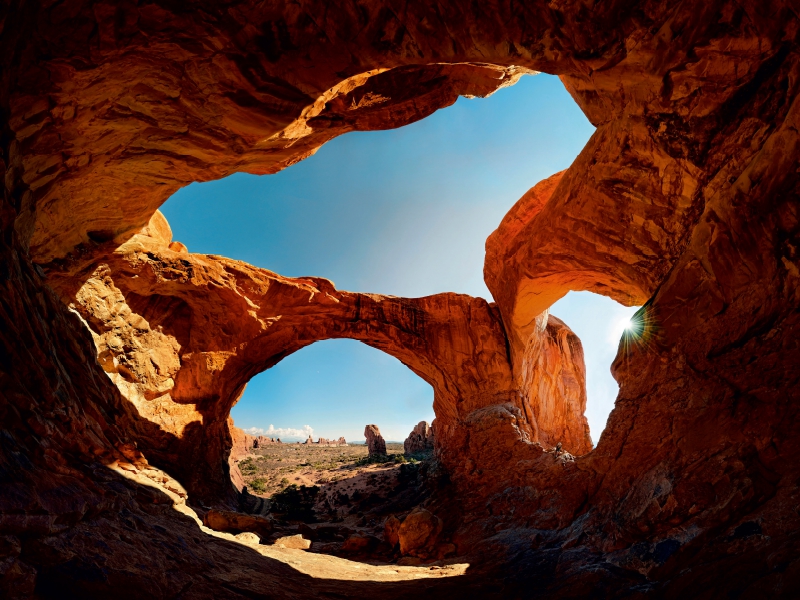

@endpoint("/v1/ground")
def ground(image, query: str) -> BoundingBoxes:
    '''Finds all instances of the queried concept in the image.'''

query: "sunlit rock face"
[2,0,800,596]
[69,214,590,503]
[404,421,435,455]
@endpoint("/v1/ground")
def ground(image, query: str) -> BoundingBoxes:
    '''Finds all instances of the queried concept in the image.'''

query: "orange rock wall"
[2,0,800,595]
[70,215,590,501]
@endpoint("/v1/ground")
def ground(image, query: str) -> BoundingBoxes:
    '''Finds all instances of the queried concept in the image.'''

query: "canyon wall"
[1,0,799,596]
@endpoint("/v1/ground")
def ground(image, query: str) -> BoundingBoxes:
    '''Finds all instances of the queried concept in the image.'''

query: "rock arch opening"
[230,339,434,450]
[548,291,641,445]
[224,340,441,545]
[140,73,603,489]
[158,73,594,300]
[5,3,798,594]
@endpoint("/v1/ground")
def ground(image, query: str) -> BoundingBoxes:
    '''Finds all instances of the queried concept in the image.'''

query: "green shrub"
[249,478,267,493]
[354,453,395,466]
[239,458,257,475]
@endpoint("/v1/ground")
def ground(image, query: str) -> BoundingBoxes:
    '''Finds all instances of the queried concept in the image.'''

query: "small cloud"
[245,424,313,441]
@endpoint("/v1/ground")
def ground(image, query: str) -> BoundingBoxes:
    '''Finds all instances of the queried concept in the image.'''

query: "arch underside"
[2,0,800,595]
[72,220,593,501]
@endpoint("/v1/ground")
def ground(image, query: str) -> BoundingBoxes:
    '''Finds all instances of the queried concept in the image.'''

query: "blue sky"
[161,74,637,445]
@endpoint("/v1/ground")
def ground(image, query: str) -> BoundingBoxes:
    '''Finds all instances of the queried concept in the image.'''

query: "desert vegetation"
[235,442,426,497]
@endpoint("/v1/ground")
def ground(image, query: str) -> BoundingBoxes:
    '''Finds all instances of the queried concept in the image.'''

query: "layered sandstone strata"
[1,0,799,597]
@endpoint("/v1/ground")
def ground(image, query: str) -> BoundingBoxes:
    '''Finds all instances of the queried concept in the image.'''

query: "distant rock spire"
[364,424,386,455]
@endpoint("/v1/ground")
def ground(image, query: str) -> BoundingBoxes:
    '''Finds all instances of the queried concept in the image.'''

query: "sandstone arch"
[2,1,799,595]
[71,212,592,503]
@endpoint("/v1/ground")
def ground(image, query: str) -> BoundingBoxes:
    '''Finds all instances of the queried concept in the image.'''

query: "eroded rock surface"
[365,425,387,456]
[2,0,800,597]
[404,422,435,456]
[67,218,590,504]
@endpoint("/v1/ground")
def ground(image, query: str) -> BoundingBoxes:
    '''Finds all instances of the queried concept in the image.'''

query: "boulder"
[168,241,188,253]
[273,534,311,550]
[398,508,443,558]
[203,510,274,539]
[235,532,261,546]
[384,515,401,548]
[364,425,387,456]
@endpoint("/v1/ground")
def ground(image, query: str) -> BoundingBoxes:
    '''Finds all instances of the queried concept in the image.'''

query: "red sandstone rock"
[364,425,387,456]
[67,223,604,500]
[203,510,274,540]
[2,1,800,596]
[229,420,256,461]
[168,241,188,253]
[398,508,443,558]
[404,421,435,456]
[384,515,402,548]
[518,314,592,455]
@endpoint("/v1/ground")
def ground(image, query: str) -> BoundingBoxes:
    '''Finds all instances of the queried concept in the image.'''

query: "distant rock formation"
[302,436,347,447]
[364,425,386,456]
[317,437,348,447]
[253,436,278,448]
[229,420,282,461]
[404,421,435,455]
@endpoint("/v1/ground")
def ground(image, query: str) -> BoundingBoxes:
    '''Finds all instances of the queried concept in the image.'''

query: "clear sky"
[161,74,637,445]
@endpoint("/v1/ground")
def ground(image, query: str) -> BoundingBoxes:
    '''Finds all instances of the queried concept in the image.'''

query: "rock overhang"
[2,0,799,596]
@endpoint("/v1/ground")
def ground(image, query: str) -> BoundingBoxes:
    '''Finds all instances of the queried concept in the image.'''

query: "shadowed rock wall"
[2,0,799,596]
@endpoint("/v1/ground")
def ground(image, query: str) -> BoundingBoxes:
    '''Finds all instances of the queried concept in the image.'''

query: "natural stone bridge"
[72,212,591,503]
[2,0,799,597]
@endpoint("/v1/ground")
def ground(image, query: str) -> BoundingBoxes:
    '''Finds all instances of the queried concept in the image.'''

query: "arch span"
[4,2,799,593]
[72,211,592,503]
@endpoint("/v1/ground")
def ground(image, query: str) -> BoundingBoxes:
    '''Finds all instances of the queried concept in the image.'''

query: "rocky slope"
[1,0,799,597]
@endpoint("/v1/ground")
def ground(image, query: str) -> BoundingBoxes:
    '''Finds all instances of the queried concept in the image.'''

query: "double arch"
[74,213,590,503]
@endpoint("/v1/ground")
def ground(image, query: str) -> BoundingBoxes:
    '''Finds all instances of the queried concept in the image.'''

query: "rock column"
[364,425,386,456]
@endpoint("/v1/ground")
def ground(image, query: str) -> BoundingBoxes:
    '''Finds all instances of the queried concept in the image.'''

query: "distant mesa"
[230,421,347,461]
[404,421,435,455]
[364,424,387,456]
[304,435,347,447]
[253,436,280,448]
